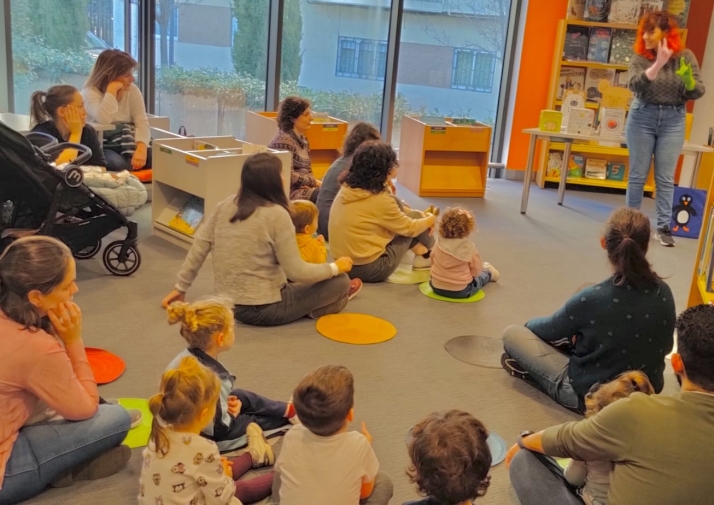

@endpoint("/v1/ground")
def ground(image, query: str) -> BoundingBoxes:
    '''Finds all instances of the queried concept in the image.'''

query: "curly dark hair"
[675,304,714,391]
[439,207,475,239]
[341,141,397,194]
[277,96,311,132]
[342,122,381,157]
[407,410,491,503]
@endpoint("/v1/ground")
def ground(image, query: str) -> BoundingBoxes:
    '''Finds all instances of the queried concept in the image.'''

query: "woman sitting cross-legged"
[162,153,353,326]
[328,141,436,283]
[501,207,675,413]
[0,236,131,505]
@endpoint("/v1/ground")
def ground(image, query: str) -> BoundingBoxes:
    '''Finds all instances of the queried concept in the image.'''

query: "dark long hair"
[85,49,138,93]
[29,85,77,126]
[230,153,290,223]
[341,141,397,194]
[604,208,660,290]
[342,122,381,157]
[0,236,72,334]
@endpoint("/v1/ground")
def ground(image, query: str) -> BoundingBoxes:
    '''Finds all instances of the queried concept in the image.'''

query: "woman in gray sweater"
[626,10,705,247]
[162,153,353,326]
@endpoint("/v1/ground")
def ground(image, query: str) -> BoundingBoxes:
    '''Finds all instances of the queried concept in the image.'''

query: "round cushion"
[85,347,126,384]
[444,335,503,369]
[418,282,485,303]
[316,313,397,345]
[117,398,153,449]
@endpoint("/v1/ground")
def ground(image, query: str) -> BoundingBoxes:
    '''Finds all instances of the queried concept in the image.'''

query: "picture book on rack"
[588,27,612,64]
[169,196,205,236]
[558,67,586,100]
[609,30,636,65]
[564,25,590,61]
[609,0,642,24]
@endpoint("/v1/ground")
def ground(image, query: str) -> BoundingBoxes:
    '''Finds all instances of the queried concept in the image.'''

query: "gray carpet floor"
[25,179,694,504]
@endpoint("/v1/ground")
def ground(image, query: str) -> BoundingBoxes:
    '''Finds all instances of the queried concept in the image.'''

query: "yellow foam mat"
[419,282,485,303]
[316,313,397,345]
[118,398,153,449]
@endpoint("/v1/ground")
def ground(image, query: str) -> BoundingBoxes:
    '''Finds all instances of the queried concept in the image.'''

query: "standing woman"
[0,237,131,504]
[626,11,705,247]
[83,49,151,172]
[268,96,321,202]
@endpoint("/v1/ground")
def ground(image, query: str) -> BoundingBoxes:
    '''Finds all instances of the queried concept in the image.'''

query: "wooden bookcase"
[151,136,291,250]
[536,19,688,193]
[244,111,348,179]
[398,115,491,198]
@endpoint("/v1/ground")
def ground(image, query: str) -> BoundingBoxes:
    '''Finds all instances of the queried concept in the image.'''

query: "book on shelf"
[547,151,564,178]
[640,0,663,17]
[609,0,642,24]
[421,116,449,126]
[585,68,616,102]
[566,108,595,135]
[588,27,612,64]
[585,158,608,179]
[568,155,586,178]
[698,206,714,279]
[168,196,205,237]
[584,0,611,22]
[607,162,626,181]
[558,67,587,100]
[599,107,627,138]
[561,90,587,129]
[564,25,590,61]
[614,69,629,88]
[567,0,586,19]
[664,0,691,28]
[609,30,636,65]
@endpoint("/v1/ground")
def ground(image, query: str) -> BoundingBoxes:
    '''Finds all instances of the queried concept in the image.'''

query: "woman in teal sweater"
[502,208,675,412]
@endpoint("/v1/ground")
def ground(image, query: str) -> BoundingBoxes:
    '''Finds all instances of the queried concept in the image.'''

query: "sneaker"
[129,409,143,429]
[412,254,431,271]
[51,444,131,487]
[655,226,675,247]
[246,423,275,468]
[501,352,529,380]
[347,278,363,301]
[482,262,500,282]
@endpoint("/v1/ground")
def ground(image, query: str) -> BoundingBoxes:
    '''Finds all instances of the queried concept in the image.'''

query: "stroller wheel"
[103,240,141,276]
[74,240,102,260]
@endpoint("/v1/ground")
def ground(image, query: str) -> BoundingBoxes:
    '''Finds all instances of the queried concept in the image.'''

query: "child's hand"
[227,396,242,417]
[316,235,325,244]
[221,456,233,477]
[361,422,373,445]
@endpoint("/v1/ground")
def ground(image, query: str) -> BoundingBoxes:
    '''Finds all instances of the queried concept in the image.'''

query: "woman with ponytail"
[501,208,675,413]
[0,236,131,504]
[30,85,108,167]
[139,356,274,505]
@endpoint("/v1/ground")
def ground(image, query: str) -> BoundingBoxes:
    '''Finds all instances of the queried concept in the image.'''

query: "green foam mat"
[419,282,486,303]
[118,398,152,449]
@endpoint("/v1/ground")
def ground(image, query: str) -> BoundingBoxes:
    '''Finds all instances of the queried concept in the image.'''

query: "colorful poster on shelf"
[609,0,642,24]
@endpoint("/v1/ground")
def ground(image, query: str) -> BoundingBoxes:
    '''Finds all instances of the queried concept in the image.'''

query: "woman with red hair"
[626,10,704,247]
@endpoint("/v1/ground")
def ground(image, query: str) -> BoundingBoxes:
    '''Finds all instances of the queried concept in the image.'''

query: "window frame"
[451,48,497,93]
[335,35,387,81]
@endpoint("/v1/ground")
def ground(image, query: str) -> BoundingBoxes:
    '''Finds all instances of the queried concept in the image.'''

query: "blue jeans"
[213,389,289,441]
[625,99,685,229]
[0,404,131,504]
[430,270,491,299]
[502,325,580,411]
[509,450,584,505]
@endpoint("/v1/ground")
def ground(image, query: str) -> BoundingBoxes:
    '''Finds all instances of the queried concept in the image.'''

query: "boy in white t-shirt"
[271,365,393,505]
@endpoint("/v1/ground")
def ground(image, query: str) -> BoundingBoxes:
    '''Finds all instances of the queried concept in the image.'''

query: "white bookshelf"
[152,136,291,249]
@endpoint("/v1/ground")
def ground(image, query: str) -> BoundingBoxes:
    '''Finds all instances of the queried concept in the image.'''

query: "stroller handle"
[41,142,93,166]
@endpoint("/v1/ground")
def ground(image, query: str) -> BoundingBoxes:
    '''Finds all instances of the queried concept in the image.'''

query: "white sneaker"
[483,262,500,282]
[412,255,431,270]
[128,409,143,429]
[246,423,275,468]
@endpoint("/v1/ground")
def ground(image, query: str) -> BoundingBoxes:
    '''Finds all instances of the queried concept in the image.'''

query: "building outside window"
[336,37,387,81]
[451,49,497,93]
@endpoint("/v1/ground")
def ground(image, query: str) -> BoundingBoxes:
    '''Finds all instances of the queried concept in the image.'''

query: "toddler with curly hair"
[430,207,498,299]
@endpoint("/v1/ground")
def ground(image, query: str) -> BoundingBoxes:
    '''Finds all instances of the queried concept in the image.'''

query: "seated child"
[430,207,499,299]
[563,370,655,505]
[272,365,393,505]
[404,410,492,505]
[166,299,297,456]
[291,199,363,299]
[139,356,273,505]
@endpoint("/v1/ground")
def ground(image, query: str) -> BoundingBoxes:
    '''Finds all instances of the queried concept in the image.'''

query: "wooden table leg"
[520,134,538,214]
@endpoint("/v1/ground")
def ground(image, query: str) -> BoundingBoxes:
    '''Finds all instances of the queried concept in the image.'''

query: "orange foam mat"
[85,347,126,384]
[315,313,397,345]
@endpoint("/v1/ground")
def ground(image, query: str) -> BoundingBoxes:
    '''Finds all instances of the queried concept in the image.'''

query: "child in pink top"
[430,207,499,299]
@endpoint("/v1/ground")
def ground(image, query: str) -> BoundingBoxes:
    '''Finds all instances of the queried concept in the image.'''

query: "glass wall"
[153,0,270,138]
[391,0,513,148]
[279,0,391,130]
[10,0,136,114]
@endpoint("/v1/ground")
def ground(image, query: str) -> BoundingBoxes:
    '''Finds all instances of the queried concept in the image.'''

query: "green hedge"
[13,38,95,81]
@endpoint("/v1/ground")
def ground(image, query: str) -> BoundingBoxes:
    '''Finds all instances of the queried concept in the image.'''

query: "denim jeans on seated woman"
[625,99,685,230]
[430,270,491,299]
[0,404,131,504]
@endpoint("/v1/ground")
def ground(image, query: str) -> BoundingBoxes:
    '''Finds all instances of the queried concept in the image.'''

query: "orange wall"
[507,0,714,172]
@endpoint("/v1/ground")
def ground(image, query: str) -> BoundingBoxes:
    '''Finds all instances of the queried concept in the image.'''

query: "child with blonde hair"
[564,370,655,505]
[165,299,297,458]
[430,207,499,299]
[291,199,363,299]
[139,356,273,504]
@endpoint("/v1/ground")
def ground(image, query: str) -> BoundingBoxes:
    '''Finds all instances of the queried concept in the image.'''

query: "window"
[451,49,497,93]
[336,37,387,80]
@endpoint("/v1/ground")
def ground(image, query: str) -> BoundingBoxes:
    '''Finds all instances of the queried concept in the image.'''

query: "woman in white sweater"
[162,153,354,326]
[82,49,151,172]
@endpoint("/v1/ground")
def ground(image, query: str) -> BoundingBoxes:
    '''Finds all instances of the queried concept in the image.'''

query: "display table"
[398,115,492,198]
[244,111,347,179]
[520,127,714,214]
[152,136,291,250]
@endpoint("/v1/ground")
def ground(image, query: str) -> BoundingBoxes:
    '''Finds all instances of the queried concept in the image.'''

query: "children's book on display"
[168,196,205,237]
[558,67,586,100]
[564,25,590,61]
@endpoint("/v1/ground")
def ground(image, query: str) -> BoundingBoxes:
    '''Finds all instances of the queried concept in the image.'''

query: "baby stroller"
[0,121,141,276]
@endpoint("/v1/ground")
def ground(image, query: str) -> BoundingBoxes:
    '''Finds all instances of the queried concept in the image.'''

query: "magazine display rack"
[536,18,688,193]
[152,136,291,249]
[689,165,714,307]
[398,115,491,198]
[244,111,348,179]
